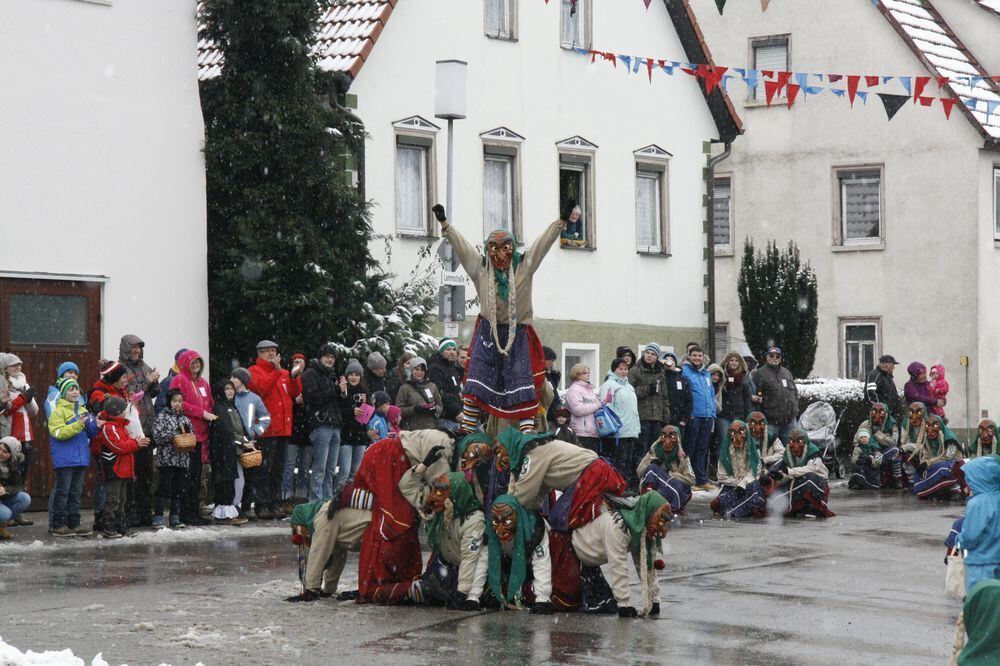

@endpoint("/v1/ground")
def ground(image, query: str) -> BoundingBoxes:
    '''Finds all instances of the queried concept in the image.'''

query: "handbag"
[944,545,966,599]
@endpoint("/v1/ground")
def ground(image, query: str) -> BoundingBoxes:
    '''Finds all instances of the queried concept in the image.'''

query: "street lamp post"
[435,60,468,339]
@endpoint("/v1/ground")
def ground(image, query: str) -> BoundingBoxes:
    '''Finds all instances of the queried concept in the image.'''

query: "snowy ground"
[0,483,964,665]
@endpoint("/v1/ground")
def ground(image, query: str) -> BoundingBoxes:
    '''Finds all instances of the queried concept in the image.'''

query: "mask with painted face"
[908,404,925,427]
[788,433,807,458]
[747,413,767,441]
[645,504,672,540]
[460,441,492,473]
[424,474,451,514]
[871,405,887,428]
[661,428,679,453]
[487,230,515,271]
[491,503,517,543]
[493,442,511,473]
[926,419,941,441]
[978,421,996,446]
[729,422,747,450]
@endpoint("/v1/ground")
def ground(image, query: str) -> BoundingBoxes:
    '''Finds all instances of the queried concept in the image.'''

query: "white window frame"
[393,116,440,238]
[993,166,1000,241]
[560,0,592,50]
[481,127,525,238]
[714,323,730,358]
[484,0,517,40]
[839,318,881,381]
[558,136,598,250]
[833,164,885,249]
[713,174,733,256]
[561,342,600,391]
[748,35,790,105]
[633,145,671,256]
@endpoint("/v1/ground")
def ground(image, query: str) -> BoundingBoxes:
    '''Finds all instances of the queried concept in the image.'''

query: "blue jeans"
[0,491,31,522]
[48,466,86,529]
[769,420,799,446]
[685,417,714,485]
[336,443,367,489]
[308,426,341,502]
[282,442,314,501]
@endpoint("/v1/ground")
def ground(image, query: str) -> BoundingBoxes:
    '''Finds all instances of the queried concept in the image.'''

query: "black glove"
[757,472,771,486]
[448,593,480,611]
[768,469,783,482]
[560,198,578,222]
[648,383,658,395]
[336,590,359,601]
[618,606,638,618]
[421,445,445,468]
[21,387,36,403]
[284,589,320,602]
[649,602,660,616]
[432,204,447,222]
[530,601,554,615]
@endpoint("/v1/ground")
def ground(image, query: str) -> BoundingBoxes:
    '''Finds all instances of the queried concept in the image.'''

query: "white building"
[200,0,743,384]
[1,0,208,490]
[687,0,1000,432]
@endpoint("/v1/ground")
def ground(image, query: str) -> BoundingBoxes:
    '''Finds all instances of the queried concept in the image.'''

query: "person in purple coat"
[904,362,943,415]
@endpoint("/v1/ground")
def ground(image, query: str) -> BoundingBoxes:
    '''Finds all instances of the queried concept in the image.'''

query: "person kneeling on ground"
[402,472,487,610]
[711,421,767,520]
[910,414,966,500]
[485,495,553,613]
[570,491,671,618]
[636,425,694,514]
[769,430,836,518]
[285,487,374,602]
[0,437,31,540]
[848,402,903,490]
[969,419,996,459]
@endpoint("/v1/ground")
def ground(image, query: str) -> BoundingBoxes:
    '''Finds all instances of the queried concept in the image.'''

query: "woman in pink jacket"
[565,363,601,452]
[169,349,215,525]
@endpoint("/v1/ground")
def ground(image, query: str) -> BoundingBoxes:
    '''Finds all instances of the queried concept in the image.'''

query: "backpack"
[594,404,622,440]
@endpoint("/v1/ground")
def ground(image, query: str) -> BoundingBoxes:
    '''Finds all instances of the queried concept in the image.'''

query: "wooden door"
[0,277,101,504]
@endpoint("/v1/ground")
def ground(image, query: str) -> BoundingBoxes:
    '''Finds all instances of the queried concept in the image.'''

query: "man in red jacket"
[248,340,303,519]
[94,396,148,538]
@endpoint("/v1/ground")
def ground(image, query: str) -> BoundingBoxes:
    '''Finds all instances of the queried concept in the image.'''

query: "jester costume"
[441,211,564,430]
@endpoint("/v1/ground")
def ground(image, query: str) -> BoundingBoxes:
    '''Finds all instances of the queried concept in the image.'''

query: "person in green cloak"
[955,580,1000,665]
[969,419,997,459]
[484,494,554,614]
[769,429,836,518]
[911,414,966,500]
[711,420,768,519]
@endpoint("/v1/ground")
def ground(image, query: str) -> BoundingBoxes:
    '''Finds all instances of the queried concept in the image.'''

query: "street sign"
[443,322,459,339]
[441,270,467,287]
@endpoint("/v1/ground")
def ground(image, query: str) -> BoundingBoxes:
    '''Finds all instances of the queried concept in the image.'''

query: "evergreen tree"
[199,0,435,375]
[737,239,818,378]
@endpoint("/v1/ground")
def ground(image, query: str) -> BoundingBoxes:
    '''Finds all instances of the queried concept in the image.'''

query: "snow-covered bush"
[796,377,869,450]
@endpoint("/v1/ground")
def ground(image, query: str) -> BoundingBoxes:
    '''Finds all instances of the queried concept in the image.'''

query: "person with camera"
[300,344,343,502]
[336,359,371,490]
[395,357,443,432]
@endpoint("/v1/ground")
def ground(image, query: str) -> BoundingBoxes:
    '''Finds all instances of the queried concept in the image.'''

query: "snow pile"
[0,636,111,666]
[796,378,865,404]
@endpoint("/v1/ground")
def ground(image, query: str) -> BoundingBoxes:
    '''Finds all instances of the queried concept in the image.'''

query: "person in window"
[599,358,641,491]
[710,421,767,520]
[565,364,601,452]
[769,429,836,518]
[560,205,584,247]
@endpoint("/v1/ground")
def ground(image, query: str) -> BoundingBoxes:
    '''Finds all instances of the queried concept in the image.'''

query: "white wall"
[350,0,721,333]
[0,0,209,368]
[688,0,988,427]
[976,152,1000,423]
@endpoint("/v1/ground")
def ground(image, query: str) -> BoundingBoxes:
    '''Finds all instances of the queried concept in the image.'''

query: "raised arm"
[436,205,485,281]
[519,219,566,275]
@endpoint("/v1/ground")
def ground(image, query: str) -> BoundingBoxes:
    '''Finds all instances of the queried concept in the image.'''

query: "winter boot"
[151,515,166,529]
[169,515,186,529]
[50,526,75,537]
[0,522,12,540]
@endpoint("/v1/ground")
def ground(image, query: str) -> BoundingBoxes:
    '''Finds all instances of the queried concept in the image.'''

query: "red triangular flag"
[704,66,729,94]
[776,71,791,94]
[828,74,843,83]
[787,84,801,108]
[602,51,617,68]
[761,69,774,79]
[913,76,931,102]
[643,0,652,7]
[646,58,654,82]
[936,76,950,89]
[589,50,598,64]
[847,75,861,106]
[764,80,781,106]
[865,75,880,88]
[917,96,934,107]
[940,97,958,119]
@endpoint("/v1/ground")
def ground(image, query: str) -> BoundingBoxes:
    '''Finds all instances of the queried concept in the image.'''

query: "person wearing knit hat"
[100,362,128,387]
[0,435,31,538]
[344,358,365,378]
[45,361,81,419]
[93,395,147,538]
[364,351,388,395]
[629,344,670,470]
[337,358,372,492]
[396,356,443,432]
[231,367,252,388]
[428,340,464,433]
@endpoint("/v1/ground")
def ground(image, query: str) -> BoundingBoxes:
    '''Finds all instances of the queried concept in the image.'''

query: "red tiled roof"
[878,0,1000,144]
[197,0,395,81]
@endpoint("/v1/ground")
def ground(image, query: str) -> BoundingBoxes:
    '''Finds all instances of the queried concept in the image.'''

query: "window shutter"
[561,0,579,46]
[395,146,427,233]
[753,41,788,99]
[635,172,660,252]
[713,179,731,247]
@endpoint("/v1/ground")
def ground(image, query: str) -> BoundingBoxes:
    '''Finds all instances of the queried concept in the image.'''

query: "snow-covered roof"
[973,0,1000,17]
[878,0,1000,143]
[197,0,396,81]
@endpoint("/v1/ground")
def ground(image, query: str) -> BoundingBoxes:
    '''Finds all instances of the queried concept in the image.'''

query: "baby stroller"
[798,401,846,479]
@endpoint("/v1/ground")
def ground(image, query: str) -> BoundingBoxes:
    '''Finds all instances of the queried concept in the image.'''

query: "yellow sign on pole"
[960,356,969,367]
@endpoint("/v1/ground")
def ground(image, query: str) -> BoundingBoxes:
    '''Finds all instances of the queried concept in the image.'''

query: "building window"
[834,166,883,246]
[481,128,524,237]
[994,166,1000,241]
[560,0,591,49]
[713,175,733,253]
[634,145,671,256]
[713,324,729,358]
[485,0,516,39]
[750,35,789,102]
[561,342,600,390]
[841,319,879,381]
[393,116,440,237]
[557,136,598,249]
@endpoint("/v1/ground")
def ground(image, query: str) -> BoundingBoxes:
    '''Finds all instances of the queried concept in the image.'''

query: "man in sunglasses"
[750,346,799,445]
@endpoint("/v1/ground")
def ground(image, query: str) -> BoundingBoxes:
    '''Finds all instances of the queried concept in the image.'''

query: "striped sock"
[459,397,481,433]
[518,419,535,433]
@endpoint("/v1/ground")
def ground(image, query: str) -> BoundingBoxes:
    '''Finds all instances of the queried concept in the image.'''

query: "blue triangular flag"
[720,75,734,93]
[987,100,1000,118]
[899,76,912,95]
[804,85,824,96]
[632,57,643,74]
[962,97,977,109]
[813,73,825,81]
[661,62,674,75]
[733,67,746,77]
[856,91,869,104]
[743,69,760,94]
[831,88,846,98]
[619,55,632,71]
[971,76,984,88]
[794,72,810,88]
[882,76,894,85]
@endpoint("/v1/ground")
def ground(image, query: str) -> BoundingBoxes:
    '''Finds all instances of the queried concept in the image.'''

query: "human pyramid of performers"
[283,201,959,616]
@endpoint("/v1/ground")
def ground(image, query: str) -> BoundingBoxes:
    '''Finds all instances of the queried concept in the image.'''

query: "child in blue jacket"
[47,379,99,535]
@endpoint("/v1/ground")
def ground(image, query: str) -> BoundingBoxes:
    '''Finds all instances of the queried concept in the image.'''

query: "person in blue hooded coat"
[959,456,1000,594]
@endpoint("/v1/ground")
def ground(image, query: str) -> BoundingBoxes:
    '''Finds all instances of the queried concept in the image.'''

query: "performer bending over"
[435,203,568,433]
[636,425,694,514]
[769,430,836,518]
[454,431,509,513]
[485,495,554,613]
[711,421,767,519]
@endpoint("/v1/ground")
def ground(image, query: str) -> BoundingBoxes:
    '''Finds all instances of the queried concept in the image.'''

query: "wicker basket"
[240,449,263,469]
[172,432,198,453]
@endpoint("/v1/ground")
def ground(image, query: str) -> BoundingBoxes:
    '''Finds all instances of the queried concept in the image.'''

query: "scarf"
[486,494,537,607]
[619,491,668,562]
[959,580,1000,665]
[498,429,551,478]
[869,402,897,436]
[427,473,480,553]
[718,421,760,477]
[652,428,683,468]
[783,433,821,468]
[484,230,522,302]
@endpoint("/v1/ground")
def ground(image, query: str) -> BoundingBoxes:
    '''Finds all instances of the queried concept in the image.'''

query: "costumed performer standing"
[434,202,572,433]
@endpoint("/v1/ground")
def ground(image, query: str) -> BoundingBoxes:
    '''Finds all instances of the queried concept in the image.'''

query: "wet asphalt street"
[0,483,964,665]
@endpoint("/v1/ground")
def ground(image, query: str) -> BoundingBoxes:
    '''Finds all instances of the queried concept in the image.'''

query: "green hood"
[783,431,821,468]
[718,421,760,476]
[869,402,897,435]
[653,426,683,467]
[486,494,538,606]
[925,414,960,456]
[959,580,1000,665]
[484,230,522,302]
[619,491,668,565]
[290,500,326,538]
[903,403,928,442]
[427,473,481,553]
[498,429,551,478]
[971,421,997,458]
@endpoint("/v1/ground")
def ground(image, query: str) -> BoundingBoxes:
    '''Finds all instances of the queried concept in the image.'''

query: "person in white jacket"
[484,494,553,614]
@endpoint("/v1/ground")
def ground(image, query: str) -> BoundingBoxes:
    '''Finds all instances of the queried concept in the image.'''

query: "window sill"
[714,247,734,258]
[831,242,884,253]
[743,98,785,109]
[637,250,672,258]
[560,42,589,51]
[994,238,1000,248]
[486,34,518,43]
[398,232,439,241]
[560,243,596,252]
